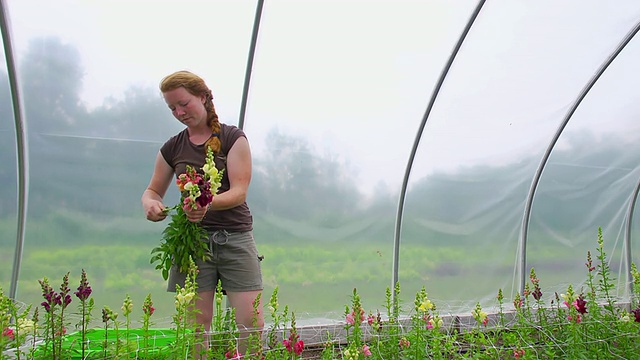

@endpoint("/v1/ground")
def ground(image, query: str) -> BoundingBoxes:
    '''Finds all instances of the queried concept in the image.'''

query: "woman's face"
[163,87,207,127]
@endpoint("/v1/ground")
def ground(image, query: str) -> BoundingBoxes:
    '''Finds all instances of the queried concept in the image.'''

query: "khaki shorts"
[167,230,263,293]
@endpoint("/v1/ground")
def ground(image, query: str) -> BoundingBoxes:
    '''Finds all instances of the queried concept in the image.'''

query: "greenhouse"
[2,0,640,358]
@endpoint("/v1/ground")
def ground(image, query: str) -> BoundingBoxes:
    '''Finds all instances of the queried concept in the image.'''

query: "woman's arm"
[210,136,252,210]
[141,151,174,222]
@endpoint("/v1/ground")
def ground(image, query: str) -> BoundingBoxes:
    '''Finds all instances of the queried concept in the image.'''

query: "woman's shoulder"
[220,123,246,141]
[220,123,243,134]
[163,128,189,146]
[219,123,246,155]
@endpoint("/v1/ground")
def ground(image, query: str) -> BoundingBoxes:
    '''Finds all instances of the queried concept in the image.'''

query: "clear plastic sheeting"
[0,37,18,288]
[1,0,640,323]
[402,1,640,313]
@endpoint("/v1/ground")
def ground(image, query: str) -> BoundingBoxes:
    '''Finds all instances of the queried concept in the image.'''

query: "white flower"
[17,318,35,333]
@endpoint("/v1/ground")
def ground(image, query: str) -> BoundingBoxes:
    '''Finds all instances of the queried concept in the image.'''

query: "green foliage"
[150,205,210,280]
[4,229,640,359]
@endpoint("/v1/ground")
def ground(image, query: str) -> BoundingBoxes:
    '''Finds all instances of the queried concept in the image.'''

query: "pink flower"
[2,327,14,340]
[426,315,434,329]
[567,314,582,323]
[54,326,67,336]
[225,349,241,359]
[363,344,372,356]
[514,349,525,358]
[346,313,355,325]
[293,340,304,355]
[367,315,375,325]
[346,309,365,325]
[513,298,523,309]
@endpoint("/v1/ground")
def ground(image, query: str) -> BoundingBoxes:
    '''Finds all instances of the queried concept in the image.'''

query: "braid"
[204,89,221,154]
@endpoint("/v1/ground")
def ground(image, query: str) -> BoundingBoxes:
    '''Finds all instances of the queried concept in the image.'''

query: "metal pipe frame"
[518,20,640,295]
[238,0,264,130]
[0,0,30,300]
[392,0,487,291]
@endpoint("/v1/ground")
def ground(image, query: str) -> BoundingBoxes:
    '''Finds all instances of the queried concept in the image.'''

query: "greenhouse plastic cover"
[1,0,640,324]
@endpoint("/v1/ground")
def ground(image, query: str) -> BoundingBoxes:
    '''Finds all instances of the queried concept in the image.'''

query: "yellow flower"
[202,163,219,179]
[183,292,195,303]
[418,299,433,312]
[560,293,576,304]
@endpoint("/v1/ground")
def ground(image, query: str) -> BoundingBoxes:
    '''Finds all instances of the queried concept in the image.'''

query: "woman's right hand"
[141,152,174,222]
[144,199,168,222]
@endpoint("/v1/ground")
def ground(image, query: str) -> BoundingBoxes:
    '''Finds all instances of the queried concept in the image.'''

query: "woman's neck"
[187,126,213,145]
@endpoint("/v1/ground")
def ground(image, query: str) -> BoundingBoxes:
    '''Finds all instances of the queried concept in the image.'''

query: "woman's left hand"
[184,204,208,222]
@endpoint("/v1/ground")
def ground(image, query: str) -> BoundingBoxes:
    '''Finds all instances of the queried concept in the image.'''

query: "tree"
[251,129,362,223]
[19,36,86,133]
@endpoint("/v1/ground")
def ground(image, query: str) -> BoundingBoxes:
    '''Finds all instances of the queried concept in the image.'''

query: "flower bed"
[3,227,640,359]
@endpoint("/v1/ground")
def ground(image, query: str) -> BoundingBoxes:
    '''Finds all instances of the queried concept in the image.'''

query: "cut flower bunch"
[150,146,223,280]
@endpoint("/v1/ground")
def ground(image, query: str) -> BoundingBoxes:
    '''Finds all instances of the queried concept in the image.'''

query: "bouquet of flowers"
[151,146,224,280]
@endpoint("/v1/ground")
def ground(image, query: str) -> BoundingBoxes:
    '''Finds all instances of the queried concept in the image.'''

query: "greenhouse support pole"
[519,20,640,296]
[391,0,486,292]
[0,0,30,300]
[238,0,264,130]
[624,177,640,301]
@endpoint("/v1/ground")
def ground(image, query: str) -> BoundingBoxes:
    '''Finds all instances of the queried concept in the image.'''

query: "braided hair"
[159,70,221,154]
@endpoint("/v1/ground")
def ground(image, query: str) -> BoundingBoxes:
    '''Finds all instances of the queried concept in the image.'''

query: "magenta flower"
[632,307,640,322]
[143,299,155,316]
[74,269,92,301]
[283,339,292,352]
[39,279,57,313]
[293,340,304,355]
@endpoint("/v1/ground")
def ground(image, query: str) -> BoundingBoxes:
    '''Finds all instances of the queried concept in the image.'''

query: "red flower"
[283,339,292,352]
[293,340,304,355]
[532,288,542,301]
[573,296,587,315]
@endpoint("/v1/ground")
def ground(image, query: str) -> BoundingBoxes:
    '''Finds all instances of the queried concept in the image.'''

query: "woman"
[141,70,264,357]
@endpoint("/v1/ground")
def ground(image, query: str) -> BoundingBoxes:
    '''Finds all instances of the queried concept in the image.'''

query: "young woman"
[141,70,264,357]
